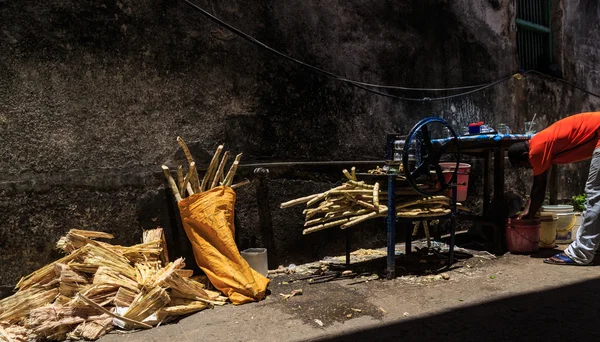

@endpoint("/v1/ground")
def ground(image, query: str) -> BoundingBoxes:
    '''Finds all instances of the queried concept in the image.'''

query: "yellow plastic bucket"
[539,212,558,248]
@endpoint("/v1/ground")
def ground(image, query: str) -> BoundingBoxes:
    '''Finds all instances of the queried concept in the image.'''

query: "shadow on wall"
[316,277,600,341]
[136,188,200,274]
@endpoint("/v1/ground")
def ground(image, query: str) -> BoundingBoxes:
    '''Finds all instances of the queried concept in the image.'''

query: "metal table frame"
[343,134,532,279]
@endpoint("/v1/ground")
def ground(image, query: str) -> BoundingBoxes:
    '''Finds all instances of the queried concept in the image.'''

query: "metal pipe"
[515,19,551,34]
[386,175,397,280]
[238,160,386,169]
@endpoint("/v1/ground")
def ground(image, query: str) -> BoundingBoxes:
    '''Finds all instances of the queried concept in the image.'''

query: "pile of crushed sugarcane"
[0,229,227,342]
[161,137,249,203]
[280,168,455,235]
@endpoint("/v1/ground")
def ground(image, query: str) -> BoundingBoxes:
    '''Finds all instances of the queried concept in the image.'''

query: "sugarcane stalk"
[343,193,359,204]
[341,211,384,229]
[423,220,431,248]
[307,199,343,213]
[302,218,350,235]
[328,189,376,195]
[201,145,223,192]
[348,180,374,189]
[304,208,369,226]
[356,199,378,211]
[161,165,183,202]
[351,167,356,180]
[396,196,449,209]
[177,165,184,197]
[223,153,242,186]
[373,182,380,207]
[412,221,420,236]
[306,185,351,207]
[191,166,201,192]
[280,194,319,208]
[176,136,201,192]
[76,294,152,329]
[211,151,229,189]
[177,136,194,165]
[181,162,196,197]
[231,179,250,189]
[186,183,195,196]
[0,326,14,342]
[397,210,450,218]
[342,169,356,181]
[398,207,450,214]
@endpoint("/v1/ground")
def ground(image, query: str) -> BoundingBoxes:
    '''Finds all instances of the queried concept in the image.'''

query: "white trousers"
[565,148,600,264]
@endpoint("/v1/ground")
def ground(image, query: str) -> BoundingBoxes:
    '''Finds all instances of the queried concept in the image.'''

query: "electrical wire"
[180,0,517,101]
[525,70,600,99]
[181,1,600,102]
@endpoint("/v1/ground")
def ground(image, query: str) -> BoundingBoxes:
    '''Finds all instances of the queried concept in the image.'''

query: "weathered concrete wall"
[0,0,597,285]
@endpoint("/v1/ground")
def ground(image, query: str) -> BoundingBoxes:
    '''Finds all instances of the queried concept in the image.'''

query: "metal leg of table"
[345,229,350,266]
[405,220,412,255]
[386,175,397,280]
[483,150,491,215]
[493,148,506,254]
[448,186,458,267]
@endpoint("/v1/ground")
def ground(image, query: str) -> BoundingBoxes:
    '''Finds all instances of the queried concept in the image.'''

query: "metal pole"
[449,184,457,267]
[345,229,351,266]
[386,175,397,279]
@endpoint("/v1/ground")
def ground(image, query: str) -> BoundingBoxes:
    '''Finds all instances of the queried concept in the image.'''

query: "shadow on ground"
[315,277,600,341]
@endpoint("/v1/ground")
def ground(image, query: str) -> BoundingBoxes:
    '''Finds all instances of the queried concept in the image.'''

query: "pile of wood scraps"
[280,168,462,235]
[161,137,249,202]
[0,229,227,342]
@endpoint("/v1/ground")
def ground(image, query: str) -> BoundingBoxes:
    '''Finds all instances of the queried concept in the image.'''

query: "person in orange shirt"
[508,112,600,265]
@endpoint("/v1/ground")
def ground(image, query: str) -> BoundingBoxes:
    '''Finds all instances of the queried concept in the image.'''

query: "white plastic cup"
[240,248,268,277]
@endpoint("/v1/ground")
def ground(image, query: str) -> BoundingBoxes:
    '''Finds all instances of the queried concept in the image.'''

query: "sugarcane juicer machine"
[382,117,461,278]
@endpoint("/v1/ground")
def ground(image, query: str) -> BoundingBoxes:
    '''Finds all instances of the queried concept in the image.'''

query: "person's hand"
[516,197,531,219]
[516,208,529,220]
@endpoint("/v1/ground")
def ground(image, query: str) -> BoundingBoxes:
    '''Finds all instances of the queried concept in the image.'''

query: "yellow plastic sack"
[178,186,269,305]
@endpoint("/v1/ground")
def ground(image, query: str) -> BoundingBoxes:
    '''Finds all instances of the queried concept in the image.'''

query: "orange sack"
[178,186,269,305]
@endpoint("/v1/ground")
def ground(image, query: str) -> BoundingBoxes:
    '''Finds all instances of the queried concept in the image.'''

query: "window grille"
[516,0,552,71]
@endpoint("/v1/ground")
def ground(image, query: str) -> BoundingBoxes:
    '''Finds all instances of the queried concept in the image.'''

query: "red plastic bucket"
[440,163,471,201]
[506,218,540,254]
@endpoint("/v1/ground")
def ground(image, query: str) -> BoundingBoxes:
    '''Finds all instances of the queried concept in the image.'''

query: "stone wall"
[1,0,598,285]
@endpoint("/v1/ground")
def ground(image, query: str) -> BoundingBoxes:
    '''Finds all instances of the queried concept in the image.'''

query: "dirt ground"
[99,242,600,342]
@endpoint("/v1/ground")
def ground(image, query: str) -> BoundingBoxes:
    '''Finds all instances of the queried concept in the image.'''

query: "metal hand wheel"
[402,117,461,196]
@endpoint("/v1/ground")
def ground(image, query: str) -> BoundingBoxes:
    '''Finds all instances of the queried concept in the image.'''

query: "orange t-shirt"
[529,112,600,175]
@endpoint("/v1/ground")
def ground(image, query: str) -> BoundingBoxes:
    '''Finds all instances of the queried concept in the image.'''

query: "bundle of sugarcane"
[280,168,455,235]
[161,137,250,203]
[0,228,227,341]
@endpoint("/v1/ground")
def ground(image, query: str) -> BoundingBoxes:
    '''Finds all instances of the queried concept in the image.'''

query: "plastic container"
[572,212,583,240]
[240,248,268,277]
[506,218,540,254]
[496,123,512,134]
[538,212,558,248]
[440,162,471,201]
[468,122,483,134]
[541,205,575,244]
[525,121,538,134]
[541,204,574,214]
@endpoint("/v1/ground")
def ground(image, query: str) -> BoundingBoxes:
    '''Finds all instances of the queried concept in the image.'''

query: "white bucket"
[240,248,268,277]
[541,205,574,214]
[541,205,575,244]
